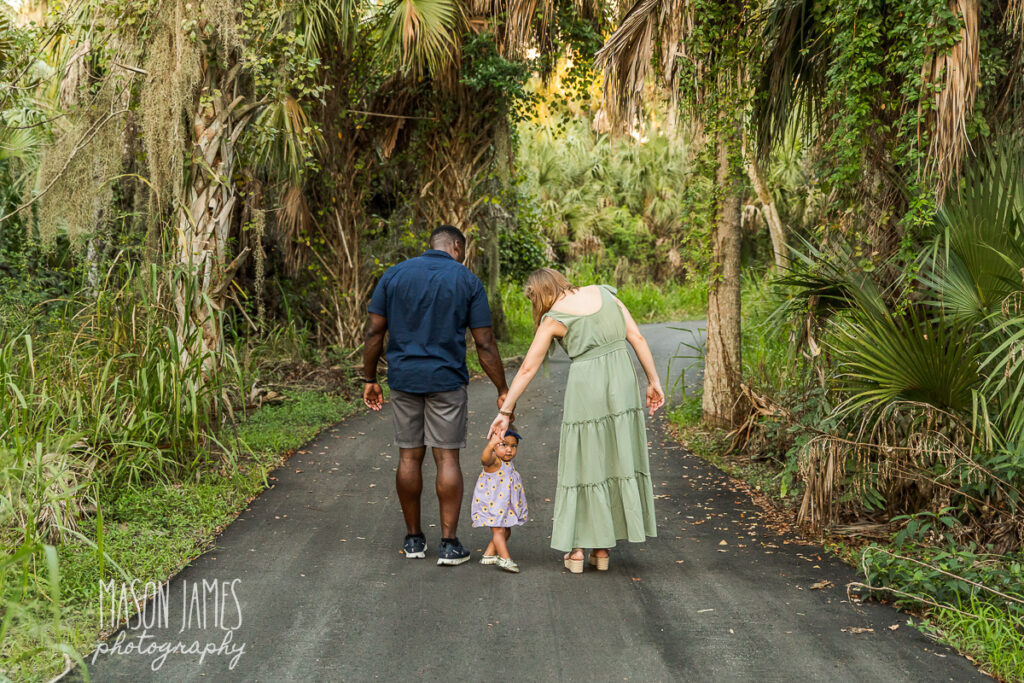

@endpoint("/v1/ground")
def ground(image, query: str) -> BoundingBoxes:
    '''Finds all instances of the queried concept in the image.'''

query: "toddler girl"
[471,427,528,572]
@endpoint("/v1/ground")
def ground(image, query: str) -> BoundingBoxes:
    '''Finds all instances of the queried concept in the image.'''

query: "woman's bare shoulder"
[549,285,603,315]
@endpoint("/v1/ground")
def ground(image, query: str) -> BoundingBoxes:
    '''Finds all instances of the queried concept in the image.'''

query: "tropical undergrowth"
[0,261,360,682]
[673,144,1024,681]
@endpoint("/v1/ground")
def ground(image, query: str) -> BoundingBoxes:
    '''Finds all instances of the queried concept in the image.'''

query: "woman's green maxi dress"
[542,285,657,552]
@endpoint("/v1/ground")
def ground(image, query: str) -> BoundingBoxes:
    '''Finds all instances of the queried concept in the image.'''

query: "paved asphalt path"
[82,322,985,682]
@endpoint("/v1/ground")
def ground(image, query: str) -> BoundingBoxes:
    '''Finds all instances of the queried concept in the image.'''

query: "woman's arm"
[487,316,565,440]
[614,298,666,415]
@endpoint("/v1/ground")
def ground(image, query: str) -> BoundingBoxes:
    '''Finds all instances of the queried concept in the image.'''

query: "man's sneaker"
[436,537,471,566]
[480,554,498,566]
[403,533,427,559]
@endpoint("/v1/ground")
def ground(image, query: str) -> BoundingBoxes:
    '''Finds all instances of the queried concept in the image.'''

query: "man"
[362,225,509,566]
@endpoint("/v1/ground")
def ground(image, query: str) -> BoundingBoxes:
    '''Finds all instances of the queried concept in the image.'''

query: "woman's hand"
[646,382,665,415]
[488,413,511,441]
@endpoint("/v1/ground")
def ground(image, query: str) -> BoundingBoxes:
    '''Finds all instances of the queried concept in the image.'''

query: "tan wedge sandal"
[563,551,584,574]
[588,551,609,571]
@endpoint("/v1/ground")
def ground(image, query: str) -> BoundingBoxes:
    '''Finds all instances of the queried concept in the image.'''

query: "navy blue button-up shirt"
[368,250,492,393]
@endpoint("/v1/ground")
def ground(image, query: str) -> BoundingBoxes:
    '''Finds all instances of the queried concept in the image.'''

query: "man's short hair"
[430,225,466,250]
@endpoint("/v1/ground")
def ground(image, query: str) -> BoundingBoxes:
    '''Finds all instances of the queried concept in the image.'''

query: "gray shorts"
[390,386,468,449]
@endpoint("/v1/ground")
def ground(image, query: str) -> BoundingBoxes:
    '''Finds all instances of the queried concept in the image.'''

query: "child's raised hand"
[488,413,510,442]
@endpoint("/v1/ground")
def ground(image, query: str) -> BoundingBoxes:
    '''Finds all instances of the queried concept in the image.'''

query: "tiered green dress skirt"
[543,285,657,552]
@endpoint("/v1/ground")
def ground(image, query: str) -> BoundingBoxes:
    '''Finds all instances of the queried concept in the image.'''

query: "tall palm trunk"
[486,113,512,340]
[702,133,744,427]
[746,157,788,271]
[173,61,252,374]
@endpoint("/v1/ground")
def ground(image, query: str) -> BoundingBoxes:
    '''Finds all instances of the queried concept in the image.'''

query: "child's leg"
[490,527,512,559]
[483,539,496,556]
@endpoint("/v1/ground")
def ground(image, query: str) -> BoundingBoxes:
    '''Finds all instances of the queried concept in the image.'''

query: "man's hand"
[363,382,383,411]
[496,391,514,420]
[362,313,387,409]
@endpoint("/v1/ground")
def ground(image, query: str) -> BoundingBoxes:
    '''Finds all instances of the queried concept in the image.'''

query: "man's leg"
[423,386,470,565]
[431,447,462,538]
[397,446,427,535]
[391,390,427,539]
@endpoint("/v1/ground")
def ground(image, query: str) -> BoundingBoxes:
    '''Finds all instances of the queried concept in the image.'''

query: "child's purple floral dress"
[471,461,528,527]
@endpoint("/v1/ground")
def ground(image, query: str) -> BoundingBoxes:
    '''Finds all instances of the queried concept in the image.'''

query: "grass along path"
[2,391,358,682]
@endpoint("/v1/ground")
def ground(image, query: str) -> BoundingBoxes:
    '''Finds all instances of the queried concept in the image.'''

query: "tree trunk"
[173,61,251,375]
[745,157,788,271]
[485,113,511,340]
[702,133,744,428]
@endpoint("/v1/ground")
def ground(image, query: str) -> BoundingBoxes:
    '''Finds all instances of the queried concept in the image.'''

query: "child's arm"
[481,436,500,470]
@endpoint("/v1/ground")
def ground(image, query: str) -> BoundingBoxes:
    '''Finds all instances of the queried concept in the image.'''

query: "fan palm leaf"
[919,141,1024,326]
[774,237,891,322]
[378,0,463,79]
[833,307,980,417]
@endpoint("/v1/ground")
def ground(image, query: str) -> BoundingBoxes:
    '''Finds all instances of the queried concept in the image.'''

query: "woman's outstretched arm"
[487,316,565,440]
[614,298,665,415]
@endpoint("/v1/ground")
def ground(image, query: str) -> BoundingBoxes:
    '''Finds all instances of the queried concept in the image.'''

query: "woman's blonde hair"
[524,268,577,328]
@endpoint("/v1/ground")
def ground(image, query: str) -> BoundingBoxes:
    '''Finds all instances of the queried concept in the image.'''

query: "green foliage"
[460,32,535,122]
[1,331,356,681]
[859,542,1024,681]
[668,393,703,428]
[377,0,460,79]
[833,307,980,415]
[755,0,1023,255]
[230,391,358,457]
[499,216,550,282]
[861,543,1024,615]
[517,114,708,281]
[926,596,1024,683]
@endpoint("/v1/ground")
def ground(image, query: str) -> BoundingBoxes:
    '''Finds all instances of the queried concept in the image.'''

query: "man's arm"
[470,326,509,410]
[362,313,387,411]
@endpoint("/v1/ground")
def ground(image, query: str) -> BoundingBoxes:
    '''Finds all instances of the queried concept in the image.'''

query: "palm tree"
[596,0,753,427]
[750,0,1024,233]
[367,0,602,339]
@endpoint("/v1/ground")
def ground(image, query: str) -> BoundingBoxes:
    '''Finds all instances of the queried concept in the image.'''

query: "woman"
[488,268,665,572]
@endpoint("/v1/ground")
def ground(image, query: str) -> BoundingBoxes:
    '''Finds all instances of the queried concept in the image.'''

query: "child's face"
[496,436,518,461]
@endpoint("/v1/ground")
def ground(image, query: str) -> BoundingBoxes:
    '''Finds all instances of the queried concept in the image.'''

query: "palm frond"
[1004,0,1024,35]
[920,140,1024,325]
[594,0,664,132]
[774,237,891,322]
[834,307,980,416]
[291,0,356,55]
[0,10,14,69]
[505,0,554,59]
[253,96,326,183]
[752,0,826,159]
[379,0,463,79]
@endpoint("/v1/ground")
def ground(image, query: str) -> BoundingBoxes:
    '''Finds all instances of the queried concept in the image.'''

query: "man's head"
[430,225,466,262]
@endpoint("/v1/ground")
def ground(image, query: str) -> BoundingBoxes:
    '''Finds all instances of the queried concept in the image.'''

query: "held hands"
[363,382,383,412]
[646,382,665,416]
[488,412,510,442]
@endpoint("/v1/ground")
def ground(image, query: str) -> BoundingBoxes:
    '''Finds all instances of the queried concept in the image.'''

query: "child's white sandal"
[496,556,520,573]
